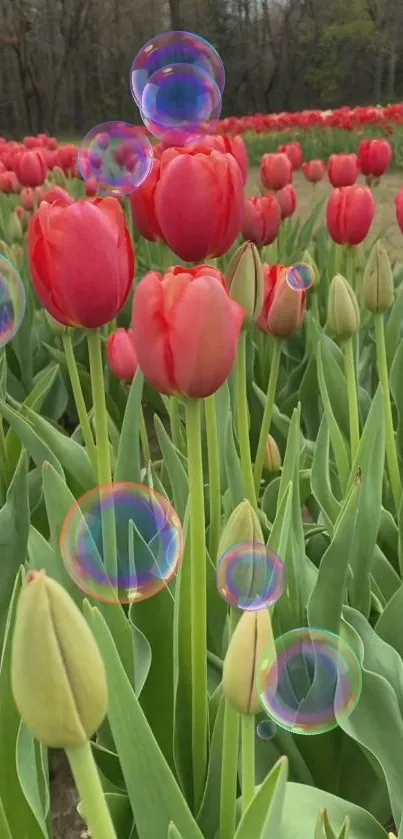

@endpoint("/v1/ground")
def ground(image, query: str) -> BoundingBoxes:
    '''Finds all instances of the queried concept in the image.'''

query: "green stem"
[87,329,118,580]
[253,338,281,494]
[241,714,255,812]
[169,397,182,450]
[62,332,97,471]
[66,742,118,839]
[220,610,240,839]
[205,394,221,563]
[374,314,402,514]
[139,407,151,465]
[185,398,208,808]
[236,331,258,510]
[343,338,360,462]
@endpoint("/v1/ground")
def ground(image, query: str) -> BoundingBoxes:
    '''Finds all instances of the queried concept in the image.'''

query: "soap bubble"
[216,542,286,611]
[257,628,362,735]
[60,482,184,604]
[286,262,314,291]
[0,255,26,348]
[141,63,222,145]
[256,719,276,740]
[77,122,154,197]
[130,30,225,106]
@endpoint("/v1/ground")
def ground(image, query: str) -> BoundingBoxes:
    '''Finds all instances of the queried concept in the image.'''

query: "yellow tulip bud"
[7,211,23,244]
[362,239,394,314]
[218,499,264,559]
[327,274,360,341]
[227,241,264,324]
[223,609,274,714]
[11,570,108,748]
[264,435,281,473]
[52,166,67,187]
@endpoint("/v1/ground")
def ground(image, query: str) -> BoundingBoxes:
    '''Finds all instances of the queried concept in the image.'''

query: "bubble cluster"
[77,122,154,197]
[256,719,276,741]
[257,628,362,735]
[216,542,286,611]
[0,255,26,348]
[60,482,184,604]
[286,262,314,291]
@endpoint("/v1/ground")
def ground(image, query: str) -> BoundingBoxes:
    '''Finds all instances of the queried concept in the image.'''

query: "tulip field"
[1,99,403,839]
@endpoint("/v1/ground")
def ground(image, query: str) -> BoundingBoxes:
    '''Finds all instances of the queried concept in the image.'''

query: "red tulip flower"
[257,263,306,338]
[29,198,134,328]
[396,188,403,234]
[302,160,326,183]
[327,153,358,188]
[21,187,35,211]
[107,328,138,381]
[15,150,47,188]
[39,185,74,206]
[58,144,77,173]
[276,184,297,219]
[358,139,392,178]
[260,153,293,191]
[130,159,163,242]
[132,265,244,397]
[279,142,303,170]
[242,195,281,246]
[326,186,375,245]
[0,172,20,194]
[154,147,244,261]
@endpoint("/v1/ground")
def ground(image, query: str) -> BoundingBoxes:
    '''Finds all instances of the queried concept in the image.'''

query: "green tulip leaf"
[282,784,386,839]
[114,369,144,483]
[234,756,288,838]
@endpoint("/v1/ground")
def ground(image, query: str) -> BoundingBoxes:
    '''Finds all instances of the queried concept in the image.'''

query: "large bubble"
[130,30,225,106]
[216,541,286,611]
[77,122,154,197]
[60,482,184,604]
[0,255,26,348]
[257,628,362,735]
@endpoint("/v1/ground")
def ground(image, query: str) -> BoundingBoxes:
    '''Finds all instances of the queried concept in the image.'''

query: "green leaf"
[0,453,29,647]
[317,344,350,493]
[282,784,387,839]
[0,796,12,839]
[5,363,60,473]
[15,723,49,837]
[376,585,403,658]
[0,400,64,478]
[85,602,205,839]
[173,521,193,803]
[224,411,244,507]
[234,756,288,838]
[197,699,225,838]
[115,370,144,483]
[154,416,188,520]
[311,416,341,532]
[168,824,184,839]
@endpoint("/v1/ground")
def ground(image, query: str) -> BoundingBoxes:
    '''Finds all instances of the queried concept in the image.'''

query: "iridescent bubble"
[286,262,314,291]
[257,628,362,735]
[216,542,286,611]
[77,122,154,197]
[141,63,222,145]
[0,255,26,348]
[130,30,225,106]
[60,482,184,604]
[257,719,276,740]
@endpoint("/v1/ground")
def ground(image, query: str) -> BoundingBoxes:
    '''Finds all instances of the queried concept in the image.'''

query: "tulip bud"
[327,274,360,341]
[52,166,67,187]
[302,250,319,286]
[7,211,23,243]
[226,241,264,324]
[11,570,108,747]
[218,499,264,559]
[223,609,274,713]
[362,240,394,314]
[264,435,281,473]
[45,312,70,335]
[9,244,24,267]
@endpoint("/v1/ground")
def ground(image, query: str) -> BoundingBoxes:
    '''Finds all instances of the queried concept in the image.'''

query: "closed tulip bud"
[107,328,138,381]
[327,274,360,341]
[264,435,281,472]
[276,184,297,219]
[10,244,24,265]
[257,264,306,338]
[52,166,67,187]
[218,500,264,559]
[327,153,358,188]
[260,153,292,191]
[223,609,274,714]
[11,570,108,748]
[7,211,23,243]
[226,241,264,324]
[362,240,394,314]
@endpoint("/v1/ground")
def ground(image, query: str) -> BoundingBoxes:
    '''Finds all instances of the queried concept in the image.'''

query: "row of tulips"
[216,102,403,135]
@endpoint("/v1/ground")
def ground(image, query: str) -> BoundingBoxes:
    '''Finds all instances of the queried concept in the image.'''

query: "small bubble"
[216,542,286,611]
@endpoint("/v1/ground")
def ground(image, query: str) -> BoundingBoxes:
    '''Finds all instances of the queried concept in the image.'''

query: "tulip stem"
[185,397,208,809]
[236,331,258,510]
[220,610,240,839]
[343,338,360,462]
[205,394,221,563]
[254,338,282,495]
[241,713,255,812]
[87,328,118,580]
[169,397,182,451]
[62,332,97,472]
[374,314,402,515]
[66,742,118,839]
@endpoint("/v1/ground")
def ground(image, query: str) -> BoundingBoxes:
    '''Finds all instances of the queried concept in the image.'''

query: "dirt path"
[248,168,403,263]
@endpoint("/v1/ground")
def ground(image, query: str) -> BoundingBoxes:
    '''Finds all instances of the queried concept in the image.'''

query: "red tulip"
[0,171,20,194]
[29,198,134,328]
[154,148,244,261]
[15,150,47,188]
[260,153,293,191]
[58,144,77,174]
[130,159,163,242]
[132,266,244,397]
[278,142,303,170]
[39,185,74,206]
[302,160,326,183]
[396,188,403,234]
[327,154,358,188]
[21,187,35,211]
[242,195,281,246]
[326,186,375,245]
[276,184,297,219]
[257,263,306,338]
[357,139,392,178]
[107,328,138,381]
